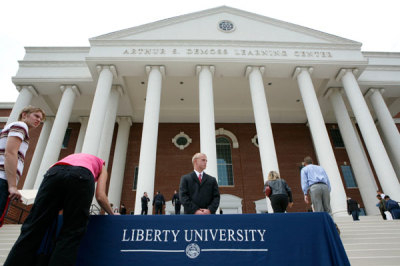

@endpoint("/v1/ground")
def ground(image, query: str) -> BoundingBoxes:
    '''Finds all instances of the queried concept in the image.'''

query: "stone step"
[343,242,400,250]
[349,256,400,266]
[346,248,400,257]
[341,236,400,244]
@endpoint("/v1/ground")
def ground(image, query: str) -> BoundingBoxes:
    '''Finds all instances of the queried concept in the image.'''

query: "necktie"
[198,173,202,183]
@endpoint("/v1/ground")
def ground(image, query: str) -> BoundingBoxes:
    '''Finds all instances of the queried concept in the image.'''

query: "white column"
[134,66,164,214]
[367,88,400,178]
[327,88,379,215]
[74,117,88,153]
[7,86,38,124]
[294,67,347,217]
[338,69,400,201]
[246,66,279,176]
[81,65,115,156]
[246,66,278,214]
[34,85,80,188]
[196,65,218,177]
[107,117,132,208]
[23,117,54,189]
[97,86,122,165]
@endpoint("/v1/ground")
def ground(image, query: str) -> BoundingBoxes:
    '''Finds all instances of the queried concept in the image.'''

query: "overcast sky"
[1,0,399,102]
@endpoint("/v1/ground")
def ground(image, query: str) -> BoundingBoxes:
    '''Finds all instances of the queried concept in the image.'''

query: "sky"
[1,0,400,102]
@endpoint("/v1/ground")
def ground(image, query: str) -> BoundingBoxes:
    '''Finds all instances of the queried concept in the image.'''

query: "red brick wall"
[2,120,380,221]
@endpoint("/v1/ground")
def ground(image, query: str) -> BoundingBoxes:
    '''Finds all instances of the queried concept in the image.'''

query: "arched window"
[216,136,234,186]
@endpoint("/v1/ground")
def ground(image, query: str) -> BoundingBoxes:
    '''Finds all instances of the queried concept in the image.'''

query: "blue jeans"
[0,178,9,217]
[351,210,360,221]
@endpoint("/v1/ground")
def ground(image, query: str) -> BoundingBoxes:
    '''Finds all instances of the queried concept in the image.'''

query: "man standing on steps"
[153,191,165,215]
[0,106,45,224]
[301,156,332,214]
[179,153,220,215]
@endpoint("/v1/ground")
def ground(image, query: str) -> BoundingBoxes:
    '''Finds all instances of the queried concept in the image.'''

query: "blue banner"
[76,212,349,266]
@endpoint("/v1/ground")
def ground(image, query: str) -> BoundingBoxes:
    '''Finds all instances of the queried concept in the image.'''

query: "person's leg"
[309,185,324,212]
[269,195,283,213]
[4,167,64,266]
[320,185,332,214]
[48,166,94,266]
[0,179,9,217]
[280,195,289,213]
[354,210,360,220]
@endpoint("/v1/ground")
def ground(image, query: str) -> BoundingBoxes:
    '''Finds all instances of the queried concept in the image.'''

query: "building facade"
[1,6,400,217]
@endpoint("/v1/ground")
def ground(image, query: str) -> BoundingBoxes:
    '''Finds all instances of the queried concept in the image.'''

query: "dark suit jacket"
[179,171,220,214]
[347,198,359,214]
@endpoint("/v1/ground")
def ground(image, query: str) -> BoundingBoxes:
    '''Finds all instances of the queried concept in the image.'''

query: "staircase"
[335,215,400,266]
[0,224,20,265]
[1,216,399,265]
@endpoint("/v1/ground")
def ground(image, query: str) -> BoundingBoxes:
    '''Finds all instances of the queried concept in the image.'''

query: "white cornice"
[18,61,88,67]
[12,77,93,83]
[362,51,400,58]
[89,40,362,50]
[25,47,90,53]
[363,65,400,71]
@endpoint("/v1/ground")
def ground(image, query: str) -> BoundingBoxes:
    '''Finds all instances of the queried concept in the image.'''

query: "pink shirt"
[54,153,104,181]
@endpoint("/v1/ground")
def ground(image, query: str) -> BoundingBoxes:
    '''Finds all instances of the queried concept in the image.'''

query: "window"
[330,128,344,148]
[133,166,138,190]
[62,128,72,148]
[341,165,357,188]
[172,132,192,150]
[216,136,234,186]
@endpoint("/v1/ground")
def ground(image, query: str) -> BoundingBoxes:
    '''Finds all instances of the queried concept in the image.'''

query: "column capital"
[365,88,385,98]
[16,85,38,97]
[112,85,125,97]
[145,65,166,77]
[292,67,314,79]
[196,65,215,76]
[96,65,118,78]
[79,116,89,123]
[335,68,359,81]
[117,116,133,126]
[60,85,81,97]
[323,87,343,99]
[245,66,265,78]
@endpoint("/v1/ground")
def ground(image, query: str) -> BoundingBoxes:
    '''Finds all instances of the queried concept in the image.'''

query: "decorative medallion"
[218,20,235,32]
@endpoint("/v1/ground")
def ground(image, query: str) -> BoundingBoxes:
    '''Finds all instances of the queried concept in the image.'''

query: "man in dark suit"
[153,191,165,215]
[347,197,360,221]
[141,192,150,215]
[172,190,181,215]
[179,153,220,214]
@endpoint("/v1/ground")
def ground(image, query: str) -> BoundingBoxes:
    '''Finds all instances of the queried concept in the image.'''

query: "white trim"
[215,128,239,148]
[172,132,192,150]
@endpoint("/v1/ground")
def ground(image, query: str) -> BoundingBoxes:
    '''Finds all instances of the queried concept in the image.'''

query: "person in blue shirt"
[301,156,331,214]
[384,195,400,219]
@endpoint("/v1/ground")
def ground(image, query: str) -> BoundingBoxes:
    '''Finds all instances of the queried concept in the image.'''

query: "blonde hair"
[192,153,205,164]
[18,105,46,121]
[267,171,280,181]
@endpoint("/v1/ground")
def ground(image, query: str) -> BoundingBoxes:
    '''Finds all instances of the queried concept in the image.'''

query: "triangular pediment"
[91,6,361,48]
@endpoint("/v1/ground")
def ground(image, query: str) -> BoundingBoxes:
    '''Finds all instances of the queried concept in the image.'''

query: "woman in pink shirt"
[5,153,117,266]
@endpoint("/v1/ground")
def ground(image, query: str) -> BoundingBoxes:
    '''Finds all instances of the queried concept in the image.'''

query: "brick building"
[1,6,400,219]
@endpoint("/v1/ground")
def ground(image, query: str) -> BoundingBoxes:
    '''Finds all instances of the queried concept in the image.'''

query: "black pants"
[154,204,163,215]
[175,203,181,215]
[269,194,289,213]
[4,165,95,266]
[141,207,148,215]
